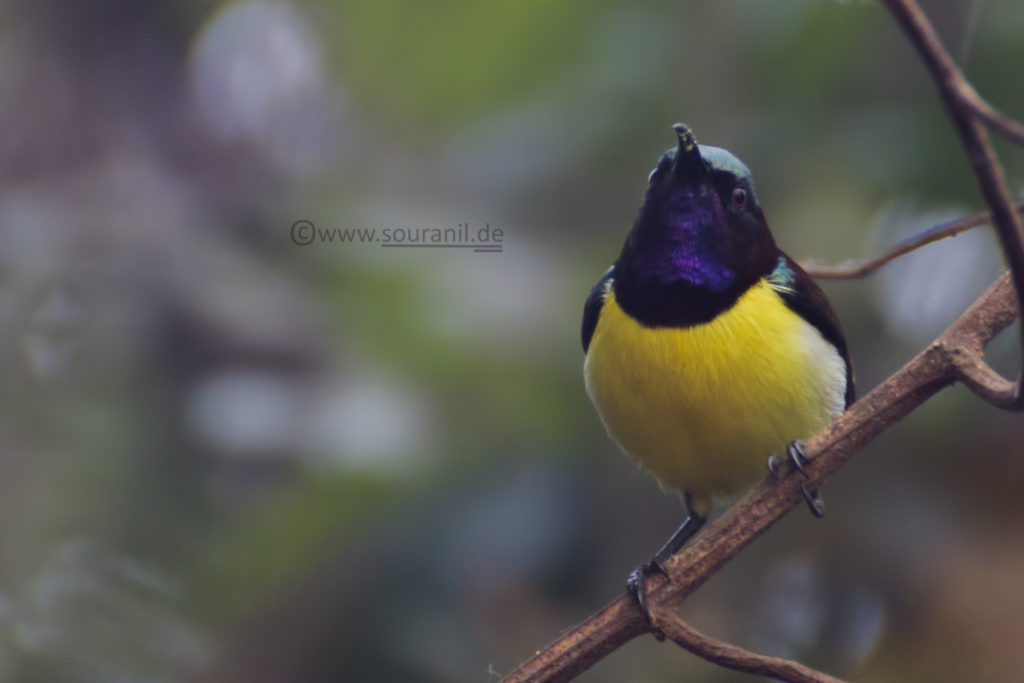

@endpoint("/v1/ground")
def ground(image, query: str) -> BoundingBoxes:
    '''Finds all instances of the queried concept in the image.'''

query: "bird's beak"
[671,123,707,183]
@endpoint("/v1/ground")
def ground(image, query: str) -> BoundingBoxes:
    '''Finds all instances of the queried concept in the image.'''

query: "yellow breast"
[584,278,846,514]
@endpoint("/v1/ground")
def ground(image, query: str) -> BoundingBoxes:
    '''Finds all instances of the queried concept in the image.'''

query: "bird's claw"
[801,482,826,518]
[786,440,810,475]
[767,440,826,518]
[766,440,808,477]
[627,559,668,641]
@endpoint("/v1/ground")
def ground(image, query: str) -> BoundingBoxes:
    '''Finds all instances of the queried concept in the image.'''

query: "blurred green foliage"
[320,0,597,128]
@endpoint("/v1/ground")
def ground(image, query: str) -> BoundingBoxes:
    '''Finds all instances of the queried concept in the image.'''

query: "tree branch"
[880,0,1024,409]
[650,609,847,683]
[501,271,1019,683]
[957,89,1024,147]
[802,201,1024,280]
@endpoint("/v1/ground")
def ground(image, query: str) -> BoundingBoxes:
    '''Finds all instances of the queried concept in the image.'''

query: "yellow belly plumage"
[584,278,846,516]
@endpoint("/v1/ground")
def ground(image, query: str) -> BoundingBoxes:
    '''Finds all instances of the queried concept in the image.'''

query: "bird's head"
[619,123,776,294]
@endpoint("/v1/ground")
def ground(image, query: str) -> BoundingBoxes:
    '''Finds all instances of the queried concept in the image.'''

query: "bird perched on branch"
[582,123,854,620]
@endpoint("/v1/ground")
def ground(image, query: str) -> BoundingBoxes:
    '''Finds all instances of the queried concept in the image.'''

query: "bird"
[581,123,854,621]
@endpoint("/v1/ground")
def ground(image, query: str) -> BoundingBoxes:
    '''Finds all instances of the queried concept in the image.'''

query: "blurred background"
[0,0,1022,681]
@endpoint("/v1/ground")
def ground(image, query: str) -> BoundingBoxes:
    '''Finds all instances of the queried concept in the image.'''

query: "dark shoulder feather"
[770,254,855,407]
[582,266,615,353]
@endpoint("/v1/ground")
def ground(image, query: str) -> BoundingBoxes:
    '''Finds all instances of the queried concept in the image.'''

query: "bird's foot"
[767,440,808,477]
[767,440,825,518]
[626,558,668,640]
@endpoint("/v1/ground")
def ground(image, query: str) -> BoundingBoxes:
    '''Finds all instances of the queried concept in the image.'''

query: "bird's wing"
[582,266,615,353]
[768,254,856,408]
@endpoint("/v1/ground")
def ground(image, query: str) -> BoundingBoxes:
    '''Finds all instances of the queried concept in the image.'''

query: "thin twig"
[802,201,1024,279]
[881,0,1024,409]
[500,271,1019,683]
[650,609,847,683]
[881,0,1024,146]
[956,83,1024,147]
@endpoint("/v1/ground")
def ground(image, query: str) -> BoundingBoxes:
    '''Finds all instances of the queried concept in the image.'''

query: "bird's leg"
[626,502,707,637]
[767,440,825,518]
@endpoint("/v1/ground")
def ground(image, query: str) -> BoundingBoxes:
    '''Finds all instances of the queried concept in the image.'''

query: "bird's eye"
[731,187,747,210]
